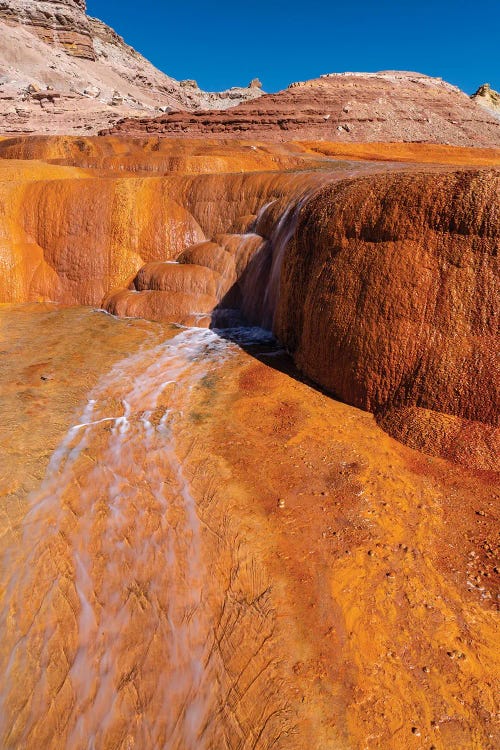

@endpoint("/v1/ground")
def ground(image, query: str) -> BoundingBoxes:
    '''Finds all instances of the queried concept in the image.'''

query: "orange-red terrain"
[0,137,498,749]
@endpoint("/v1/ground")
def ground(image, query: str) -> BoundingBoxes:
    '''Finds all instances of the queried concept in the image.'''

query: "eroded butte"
[0,137,498,749]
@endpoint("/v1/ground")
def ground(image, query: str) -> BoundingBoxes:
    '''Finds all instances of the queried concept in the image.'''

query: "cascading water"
[0,161,394,750]
[235,171,356,332]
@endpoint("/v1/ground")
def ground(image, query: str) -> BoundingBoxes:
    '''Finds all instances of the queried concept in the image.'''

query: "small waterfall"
[236,178,331,331]
[230,166,374,333]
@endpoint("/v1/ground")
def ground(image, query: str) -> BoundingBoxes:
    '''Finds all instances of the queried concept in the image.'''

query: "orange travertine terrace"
[0,131,499,750]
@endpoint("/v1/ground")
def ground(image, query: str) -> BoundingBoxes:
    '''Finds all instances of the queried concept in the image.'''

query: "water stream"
[0,326,267,749]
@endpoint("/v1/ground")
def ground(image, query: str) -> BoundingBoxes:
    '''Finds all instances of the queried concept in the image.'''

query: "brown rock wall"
[0,0,95,58]
[274,169,499,452]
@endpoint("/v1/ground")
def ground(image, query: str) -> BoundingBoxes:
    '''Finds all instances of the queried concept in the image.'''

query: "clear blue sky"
[87,0,499,94]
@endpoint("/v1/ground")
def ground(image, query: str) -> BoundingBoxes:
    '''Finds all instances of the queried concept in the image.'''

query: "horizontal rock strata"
[0,1,264,134]
[107,71,500,148]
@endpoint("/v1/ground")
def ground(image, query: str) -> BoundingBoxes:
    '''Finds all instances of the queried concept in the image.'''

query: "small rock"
[83,85,101,98]
[447,649,466,660]
[110,90,123,105]
[277,498,286,509]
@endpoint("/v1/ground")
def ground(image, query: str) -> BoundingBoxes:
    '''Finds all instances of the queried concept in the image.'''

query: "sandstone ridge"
[471,83,500,116]
[107,71,500,148]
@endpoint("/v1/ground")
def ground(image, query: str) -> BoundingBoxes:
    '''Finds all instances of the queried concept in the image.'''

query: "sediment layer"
[107,71,500,148]
[0,304,498,748]
[0,1,263,134]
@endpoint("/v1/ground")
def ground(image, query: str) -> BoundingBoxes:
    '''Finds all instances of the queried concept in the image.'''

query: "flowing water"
[0,325,275,749]
[237,168,368,330]
[0,172,369,748]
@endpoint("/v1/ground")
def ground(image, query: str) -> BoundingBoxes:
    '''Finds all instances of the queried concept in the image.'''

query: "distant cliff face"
[0,0,264,134]
[472,83,500,117]
[108,71,500,148]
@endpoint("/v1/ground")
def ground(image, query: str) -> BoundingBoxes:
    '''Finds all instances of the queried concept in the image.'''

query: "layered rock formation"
[0,137,322,305]
[472,83,500,116]
[107,71,500,148]
[0,0,263,134]
[0,0,94,58]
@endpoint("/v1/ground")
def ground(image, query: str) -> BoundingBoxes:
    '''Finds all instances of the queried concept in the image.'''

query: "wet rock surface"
[0,136,499,471]
[274,168,500,469]
[0,135,498,748]
[0,304,498,748]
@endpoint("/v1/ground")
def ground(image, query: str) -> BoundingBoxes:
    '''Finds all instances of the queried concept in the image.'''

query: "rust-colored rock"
[107,71,500,148]
[0,304,498,749]
[0,136,498,471]
[0,137,331,305]
[273,168,500,470]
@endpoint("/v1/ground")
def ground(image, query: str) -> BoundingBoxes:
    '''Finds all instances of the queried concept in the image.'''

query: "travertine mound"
[0,0,263,134]
[0,137,327,305]
[107,71,500,147]
[274,168,500,468]
[0,136,498,469]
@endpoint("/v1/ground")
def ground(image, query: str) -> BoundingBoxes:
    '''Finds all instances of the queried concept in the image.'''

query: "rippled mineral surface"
[0,137,499,749]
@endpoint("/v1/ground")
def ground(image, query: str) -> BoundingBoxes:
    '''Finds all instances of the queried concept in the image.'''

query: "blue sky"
[87,0,499,94]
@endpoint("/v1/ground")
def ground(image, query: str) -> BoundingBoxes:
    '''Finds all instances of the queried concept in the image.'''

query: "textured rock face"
[0,0,94,58]
[472,83,500,116]
[273,169,499,468]
[0,136,498,470]
[1,304,498,749]
[107,71,500,147]
[0,137,323,305]
[0,1,264,134]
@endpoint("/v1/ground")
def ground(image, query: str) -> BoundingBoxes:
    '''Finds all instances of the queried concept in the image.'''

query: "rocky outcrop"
[0,137,321,305]
[273,168,499,469]
[0,0,94,58]
[471,83,500,116]
[0,135,498,469]
[0,1,264,134]
[107,71,500,148]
